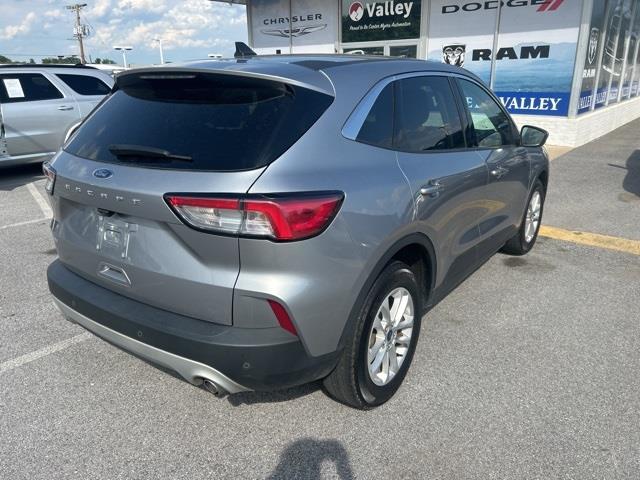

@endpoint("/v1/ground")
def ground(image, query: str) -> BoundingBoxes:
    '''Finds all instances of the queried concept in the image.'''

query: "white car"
[0,64,113,167]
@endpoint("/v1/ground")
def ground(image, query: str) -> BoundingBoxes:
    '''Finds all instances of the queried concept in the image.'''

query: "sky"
[0,0,248,65]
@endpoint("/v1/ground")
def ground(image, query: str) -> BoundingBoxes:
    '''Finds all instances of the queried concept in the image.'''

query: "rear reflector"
[267,299,297,336]
[165,192,343,241]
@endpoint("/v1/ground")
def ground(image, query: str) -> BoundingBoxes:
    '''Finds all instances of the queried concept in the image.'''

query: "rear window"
[57,73,111,96]
[65,72,333,171]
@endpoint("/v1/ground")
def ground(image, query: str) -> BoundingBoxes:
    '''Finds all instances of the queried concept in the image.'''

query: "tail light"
[165,192,344,241]
[42,162,56,194]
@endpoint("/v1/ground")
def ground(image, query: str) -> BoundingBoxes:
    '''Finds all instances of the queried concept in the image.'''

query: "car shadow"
[266,438,354,480]
[623,150,640,197]
[226,381,322,406]
[0,163,44,191]
[608,149,640,199]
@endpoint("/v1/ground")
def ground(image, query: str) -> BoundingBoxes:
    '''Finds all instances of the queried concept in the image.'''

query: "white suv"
[0,64,113,167]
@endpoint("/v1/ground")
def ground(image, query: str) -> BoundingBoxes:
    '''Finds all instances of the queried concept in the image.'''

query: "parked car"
[0,64,113,168]
[45,54,549,409]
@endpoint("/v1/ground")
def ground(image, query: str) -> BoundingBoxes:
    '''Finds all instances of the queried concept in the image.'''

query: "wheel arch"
[537,169,549,190]
[337,233,437,351]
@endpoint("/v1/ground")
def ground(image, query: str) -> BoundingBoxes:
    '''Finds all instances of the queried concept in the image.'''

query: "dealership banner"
[578,1,609,113]
[428,0,581,116]
[341,0,422,43]
[250,0,337,49]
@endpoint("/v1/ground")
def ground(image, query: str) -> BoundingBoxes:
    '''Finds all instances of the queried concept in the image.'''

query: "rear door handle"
[420,181,444,197]
[490,166,509,178]
[57,105,74,111]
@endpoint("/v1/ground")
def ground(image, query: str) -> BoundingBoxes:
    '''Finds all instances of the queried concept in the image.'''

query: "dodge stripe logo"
[537,0,564,12]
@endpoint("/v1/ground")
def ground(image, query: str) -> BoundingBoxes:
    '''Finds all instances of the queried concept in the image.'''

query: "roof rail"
[0,64,96,69]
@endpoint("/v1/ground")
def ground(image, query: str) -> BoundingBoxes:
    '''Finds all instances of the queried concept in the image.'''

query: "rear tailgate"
[50,155,263,325]
[49,66,333,325]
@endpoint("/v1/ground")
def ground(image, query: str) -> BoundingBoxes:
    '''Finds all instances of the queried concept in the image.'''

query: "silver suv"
[45,55,549,409]
[0,64,113,167]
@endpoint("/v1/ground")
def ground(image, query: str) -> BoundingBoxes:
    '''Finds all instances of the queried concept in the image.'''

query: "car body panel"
[50,152,266,325]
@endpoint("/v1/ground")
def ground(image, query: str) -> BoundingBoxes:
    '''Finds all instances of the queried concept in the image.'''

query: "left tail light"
[42,162,56,195]
[165,192,344,241]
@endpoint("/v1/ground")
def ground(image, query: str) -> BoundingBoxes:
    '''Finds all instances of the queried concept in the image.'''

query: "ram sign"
[429,0,582,116]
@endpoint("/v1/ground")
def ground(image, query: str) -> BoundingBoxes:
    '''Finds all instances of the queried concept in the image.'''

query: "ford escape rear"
[46,55,549,409]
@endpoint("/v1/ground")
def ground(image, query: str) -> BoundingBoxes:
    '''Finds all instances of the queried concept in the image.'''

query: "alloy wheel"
[367,287,414,386]
[524,190,542,243]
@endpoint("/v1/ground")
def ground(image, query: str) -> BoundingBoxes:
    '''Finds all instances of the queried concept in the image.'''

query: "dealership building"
[214,0,640,146]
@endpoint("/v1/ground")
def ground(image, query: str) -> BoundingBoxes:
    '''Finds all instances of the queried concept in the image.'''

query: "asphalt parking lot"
[1,121,639,480]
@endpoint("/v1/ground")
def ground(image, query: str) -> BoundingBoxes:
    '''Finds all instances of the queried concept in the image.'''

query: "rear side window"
[356,83,393,149]
[56,74,111,96]
[394,76,465,152]
[457,78,515,148]
[0,73,63,103]
[65,72,333,171]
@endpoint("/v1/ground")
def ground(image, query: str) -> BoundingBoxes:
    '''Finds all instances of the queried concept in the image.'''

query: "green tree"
[41,56,81,64]
[0,54,13,64]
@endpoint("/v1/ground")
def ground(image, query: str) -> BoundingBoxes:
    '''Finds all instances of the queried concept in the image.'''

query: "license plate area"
[96,215,137,261]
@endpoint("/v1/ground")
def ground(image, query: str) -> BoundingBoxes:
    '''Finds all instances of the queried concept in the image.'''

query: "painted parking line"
[539,226,640,256]
[0,332,92,375]
[26,182,53,218]
[0,217,50,230]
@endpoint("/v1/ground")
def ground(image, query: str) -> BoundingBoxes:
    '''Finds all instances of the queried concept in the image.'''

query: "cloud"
[0,11,36,40]
[0,0,247,64]
[90,0,246,51]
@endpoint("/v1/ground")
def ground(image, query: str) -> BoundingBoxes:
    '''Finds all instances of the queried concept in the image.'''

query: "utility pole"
[66,3,89,64]
[153,38,165,65]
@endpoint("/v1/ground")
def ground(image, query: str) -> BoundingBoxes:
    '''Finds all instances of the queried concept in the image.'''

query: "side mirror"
[520,125,549,147]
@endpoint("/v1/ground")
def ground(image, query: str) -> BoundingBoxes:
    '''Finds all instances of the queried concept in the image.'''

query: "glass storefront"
[248,0,640,118]
[580,0,640,114]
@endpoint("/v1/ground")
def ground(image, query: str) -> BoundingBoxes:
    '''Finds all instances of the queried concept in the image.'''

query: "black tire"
[323,261,423,409]
[501,178,546,256]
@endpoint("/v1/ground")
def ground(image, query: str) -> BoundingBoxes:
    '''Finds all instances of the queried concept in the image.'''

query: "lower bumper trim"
[53,297,250,394]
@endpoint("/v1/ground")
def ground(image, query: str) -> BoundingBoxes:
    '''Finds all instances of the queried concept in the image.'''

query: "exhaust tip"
[202,379,228,397]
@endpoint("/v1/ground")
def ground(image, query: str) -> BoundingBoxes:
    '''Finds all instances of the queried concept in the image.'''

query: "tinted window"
[457,79,515,148]
[0,73,63,103]
[65,72,333,171]
[394,76,465,152]
[356,83,393,148]
[57,74,111,96]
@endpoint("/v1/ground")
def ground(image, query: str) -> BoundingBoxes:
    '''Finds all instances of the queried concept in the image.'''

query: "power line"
[65,3,89,64]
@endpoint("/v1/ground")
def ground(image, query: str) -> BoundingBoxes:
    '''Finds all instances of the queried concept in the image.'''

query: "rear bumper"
[47,260,339,392]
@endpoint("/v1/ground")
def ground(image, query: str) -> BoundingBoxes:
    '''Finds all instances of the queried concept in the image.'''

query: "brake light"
[42,162,56,195]
[165,192,343,241]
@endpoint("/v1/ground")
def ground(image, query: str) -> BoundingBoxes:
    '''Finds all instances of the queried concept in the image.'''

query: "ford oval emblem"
[93,168,113,179]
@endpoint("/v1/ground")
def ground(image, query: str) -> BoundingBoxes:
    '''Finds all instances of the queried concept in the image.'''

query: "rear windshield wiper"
[108,144,192,163]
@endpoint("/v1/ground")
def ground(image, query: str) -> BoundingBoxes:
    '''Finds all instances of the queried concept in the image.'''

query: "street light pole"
[153,38,164,65]
[113,46,133,68]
